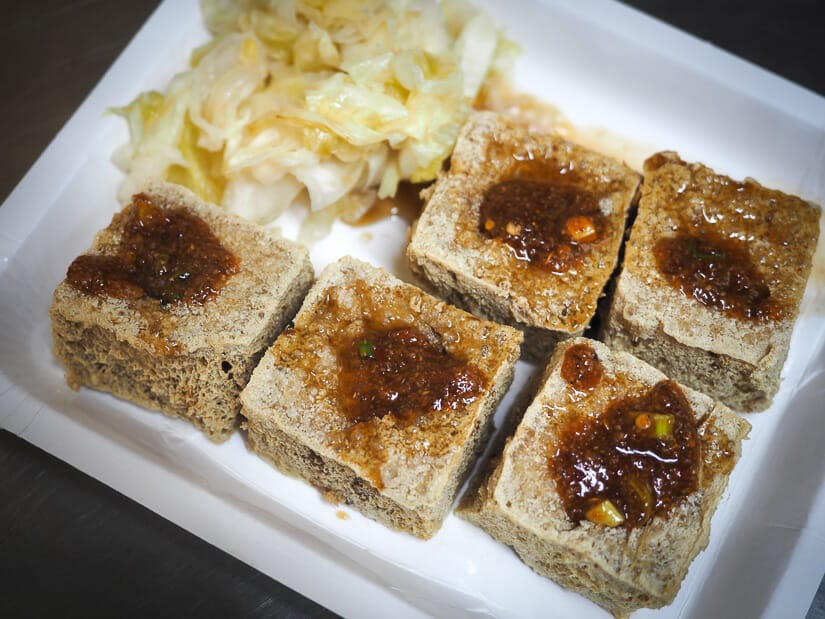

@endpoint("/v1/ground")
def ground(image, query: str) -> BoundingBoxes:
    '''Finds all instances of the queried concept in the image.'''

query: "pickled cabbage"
[113,0,511,238]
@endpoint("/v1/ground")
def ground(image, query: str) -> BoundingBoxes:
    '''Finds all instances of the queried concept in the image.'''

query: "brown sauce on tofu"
[640,152,822,326]
[653,233,783,322]
[560,342,604,391]
[476,137,618,275]
[278,278,495,491]
[479,179,607,274]
[551,380,700,528]
[67,193,239,306]
[338,326,486,426]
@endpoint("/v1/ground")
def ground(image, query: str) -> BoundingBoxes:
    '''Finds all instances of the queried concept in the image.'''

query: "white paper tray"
[2,1,825,617]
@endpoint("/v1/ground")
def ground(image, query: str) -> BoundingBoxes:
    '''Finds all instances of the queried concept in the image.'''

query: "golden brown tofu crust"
[604,151,820,411]
[408,111,640,359]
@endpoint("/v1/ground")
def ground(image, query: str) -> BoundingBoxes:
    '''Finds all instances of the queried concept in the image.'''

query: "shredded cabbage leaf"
[113,0,511,238]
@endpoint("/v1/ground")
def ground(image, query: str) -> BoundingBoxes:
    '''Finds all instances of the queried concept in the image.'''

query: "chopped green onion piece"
[358,339,375,359]
[650,413,675,439]
[688,238,725,261]
[585,499,625,527]
[627,476,654,515]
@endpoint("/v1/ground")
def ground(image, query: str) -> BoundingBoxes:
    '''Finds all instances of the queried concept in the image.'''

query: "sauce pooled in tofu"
[279,277,495,491]
[653,233,783,322]
[479,178,607,274]
[560,341,604,391]
[67,193,239,306]
[551,344,700,528]
[338,325,486,425]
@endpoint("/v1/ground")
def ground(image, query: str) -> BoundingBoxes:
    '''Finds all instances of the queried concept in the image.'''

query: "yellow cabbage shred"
[113,0,509,235]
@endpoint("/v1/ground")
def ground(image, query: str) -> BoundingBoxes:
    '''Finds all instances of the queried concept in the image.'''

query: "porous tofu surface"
[408,111,640,334]
[51,182,311,358]
[614,151,820,365]
[49,182,313,441]
[460,338,749,615]
[241,256,522,516]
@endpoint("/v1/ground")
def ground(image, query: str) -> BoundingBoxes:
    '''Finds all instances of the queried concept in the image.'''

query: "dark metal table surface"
[1,2,823,617]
